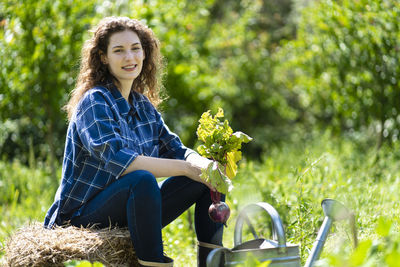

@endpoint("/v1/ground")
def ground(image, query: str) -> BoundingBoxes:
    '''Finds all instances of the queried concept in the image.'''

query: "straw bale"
[4,222,139,267]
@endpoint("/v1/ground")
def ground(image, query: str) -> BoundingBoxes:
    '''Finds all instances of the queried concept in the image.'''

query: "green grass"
[0,160,59,265]
[1,131,399,266]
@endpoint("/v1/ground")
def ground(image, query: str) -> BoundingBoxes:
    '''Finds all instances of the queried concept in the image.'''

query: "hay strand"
[4,222,139,267]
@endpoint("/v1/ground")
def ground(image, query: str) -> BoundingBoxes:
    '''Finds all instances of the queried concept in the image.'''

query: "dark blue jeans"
[70,170,224,262]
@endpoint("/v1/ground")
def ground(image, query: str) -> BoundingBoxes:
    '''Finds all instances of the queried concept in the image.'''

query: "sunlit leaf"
[376,217,392,237]
[385,250,400,267]
[349,239,372,266]
[226,151,241,179]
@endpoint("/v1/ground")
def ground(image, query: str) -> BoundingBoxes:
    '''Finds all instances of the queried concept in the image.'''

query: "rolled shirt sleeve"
[155,109,195,160]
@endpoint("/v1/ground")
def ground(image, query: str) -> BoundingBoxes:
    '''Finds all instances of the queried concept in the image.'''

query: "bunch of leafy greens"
[196,108,252,194]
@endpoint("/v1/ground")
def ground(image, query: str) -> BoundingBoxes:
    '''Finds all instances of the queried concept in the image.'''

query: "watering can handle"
[206,247,231,267]
[234,202,286,249]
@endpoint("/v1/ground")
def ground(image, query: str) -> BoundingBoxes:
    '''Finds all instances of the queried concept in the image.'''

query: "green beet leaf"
[226,151,242,179]
[232,131,253,144]
[200,161,233,194]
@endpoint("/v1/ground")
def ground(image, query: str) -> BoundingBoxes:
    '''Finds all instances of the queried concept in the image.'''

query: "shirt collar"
[130,91,144,121]
[109,85,143,121]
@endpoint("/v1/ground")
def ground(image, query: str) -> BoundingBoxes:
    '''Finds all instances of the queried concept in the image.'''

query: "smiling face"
[102,30,145,88]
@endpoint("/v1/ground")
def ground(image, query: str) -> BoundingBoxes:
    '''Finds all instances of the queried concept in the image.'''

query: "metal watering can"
[207,199,358,267]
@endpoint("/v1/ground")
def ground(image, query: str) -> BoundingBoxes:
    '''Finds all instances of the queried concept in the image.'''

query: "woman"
[44,17,224,267]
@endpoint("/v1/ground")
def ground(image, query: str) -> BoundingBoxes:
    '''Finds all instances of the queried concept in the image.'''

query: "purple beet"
[208,191,230,227]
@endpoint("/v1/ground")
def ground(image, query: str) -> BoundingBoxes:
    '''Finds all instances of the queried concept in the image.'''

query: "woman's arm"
[121,155,214,189]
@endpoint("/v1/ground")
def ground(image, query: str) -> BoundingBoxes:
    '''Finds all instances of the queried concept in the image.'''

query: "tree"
[0,0,97,175]
[275,0,400,148]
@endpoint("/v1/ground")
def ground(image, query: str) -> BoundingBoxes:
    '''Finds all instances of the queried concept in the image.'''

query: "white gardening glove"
[186,153,213,169]
[185,153,215,190]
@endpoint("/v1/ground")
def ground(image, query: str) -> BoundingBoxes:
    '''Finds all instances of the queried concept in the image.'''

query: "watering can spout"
[304,199,357,267]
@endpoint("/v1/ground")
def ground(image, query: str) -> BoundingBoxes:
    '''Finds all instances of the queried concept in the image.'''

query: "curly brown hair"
[65,17,164,120]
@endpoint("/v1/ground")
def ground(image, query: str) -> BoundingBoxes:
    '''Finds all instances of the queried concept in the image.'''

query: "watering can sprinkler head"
[321,198,352,221]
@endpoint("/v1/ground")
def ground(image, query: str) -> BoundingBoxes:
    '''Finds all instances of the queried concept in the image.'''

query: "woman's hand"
[185,153,215,190]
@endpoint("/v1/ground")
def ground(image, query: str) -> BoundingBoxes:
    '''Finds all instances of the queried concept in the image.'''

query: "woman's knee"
[188,177,208,195]
[130,170,160,201]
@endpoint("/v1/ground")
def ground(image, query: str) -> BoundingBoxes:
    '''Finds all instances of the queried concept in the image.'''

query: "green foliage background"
[1,0,400,266]
[1,0,399,163]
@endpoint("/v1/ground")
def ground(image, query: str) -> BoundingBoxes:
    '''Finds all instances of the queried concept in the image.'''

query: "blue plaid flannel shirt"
[44,85,194,228]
